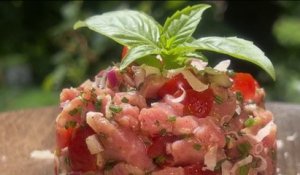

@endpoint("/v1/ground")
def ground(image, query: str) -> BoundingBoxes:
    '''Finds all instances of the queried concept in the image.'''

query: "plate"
[0,102,299,174]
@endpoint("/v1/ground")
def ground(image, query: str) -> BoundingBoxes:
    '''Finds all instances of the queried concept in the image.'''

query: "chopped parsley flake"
[236,91,244,102]
[95,99,102,112]
[167,116,177,123]
[109,105,122,113]
[154,155,166,165]
[64,120,77,129]
[90,88,97,99]
[193,143,201,151]
[238,164,250,175]
[68,107,82,116]
[237,142,252,158]
[121,97,129,103]
[79,92,88,105]
[159,128,167,136]
[214,95,223,104]
[179,133,194,139]
[244,118,255,127]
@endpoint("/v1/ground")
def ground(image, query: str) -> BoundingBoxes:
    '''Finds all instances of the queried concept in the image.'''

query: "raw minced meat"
[54,62,276,175]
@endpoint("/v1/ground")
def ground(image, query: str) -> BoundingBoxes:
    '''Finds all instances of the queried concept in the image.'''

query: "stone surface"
[0,102,299,174]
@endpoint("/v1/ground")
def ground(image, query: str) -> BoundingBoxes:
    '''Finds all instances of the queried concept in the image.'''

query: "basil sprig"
[74,4,275,80]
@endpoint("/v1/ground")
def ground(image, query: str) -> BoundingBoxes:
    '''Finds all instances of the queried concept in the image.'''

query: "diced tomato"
[158,73,192,98]
[184,163,217,175]
[68,126,97,172]
[121,46,128,59]
[231,73,259,101]
[56,126,74,149]
[183,88,214,118]
[147,135,178,166]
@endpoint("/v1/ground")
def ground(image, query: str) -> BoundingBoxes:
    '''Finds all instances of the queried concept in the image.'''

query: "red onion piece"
[107,69,119,88]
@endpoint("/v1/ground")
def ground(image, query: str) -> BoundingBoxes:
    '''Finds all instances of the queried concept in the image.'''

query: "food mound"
[54,4,277,175]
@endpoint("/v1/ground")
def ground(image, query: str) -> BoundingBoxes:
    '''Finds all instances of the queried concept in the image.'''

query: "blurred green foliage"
[0,1,300,112]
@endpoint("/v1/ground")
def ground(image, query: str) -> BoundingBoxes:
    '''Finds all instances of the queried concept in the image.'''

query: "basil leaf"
[74,10,161,48]
[136,55,162,69]
[120,45,160,70]
[186,37,276,80]
[162,4,211,48]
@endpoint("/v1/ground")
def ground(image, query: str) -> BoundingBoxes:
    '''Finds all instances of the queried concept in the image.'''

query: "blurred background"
[0,1,300,112]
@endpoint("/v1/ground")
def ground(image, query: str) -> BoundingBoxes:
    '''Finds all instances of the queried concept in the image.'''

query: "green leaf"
[244,118,255,127]
[238,164,250,175]
[237,141,252,158]
[64,120,77,129]
[136,55,162,69]
[184,51,208,61]
[109,105,122,113]
[162,4,211,48]
[187,37,276,80]
[120,45,160,70]
[74,10,161,48]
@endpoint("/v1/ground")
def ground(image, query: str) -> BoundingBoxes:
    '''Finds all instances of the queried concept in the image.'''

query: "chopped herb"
[109,105,122,113]
[154,120,160,126]
[159,128,167,136]
[237,142,252,158]
[236,91,244,102]
[153,155,166,165]
[68,107,82,116]
[238,164,250,175]
[167,116,177,123]
[95,98,102,112]
[64,120,77,129]
[214,95,223,104]
[193,143,202,151]
[90,88,97,99]
[244,118,255,127]
[179,133,194,139]
[121,97,129,103]
[79,92,88,105]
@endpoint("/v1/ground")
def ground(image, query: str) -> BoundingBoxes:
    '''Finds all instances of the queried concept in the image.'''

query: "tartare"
[55,4,276,175]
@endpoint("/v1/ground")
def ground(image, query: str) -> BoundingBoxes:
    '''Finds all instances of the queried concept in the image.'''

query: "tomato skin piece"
[182,88,214,118]
[184,163,217,175]
[147,135,178,158]
[231,73,259,101]
[121,46,128,59]
[56,126,74,149]
[68,126,97,172]
[147,135,178,166]
[158,73,192,98]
